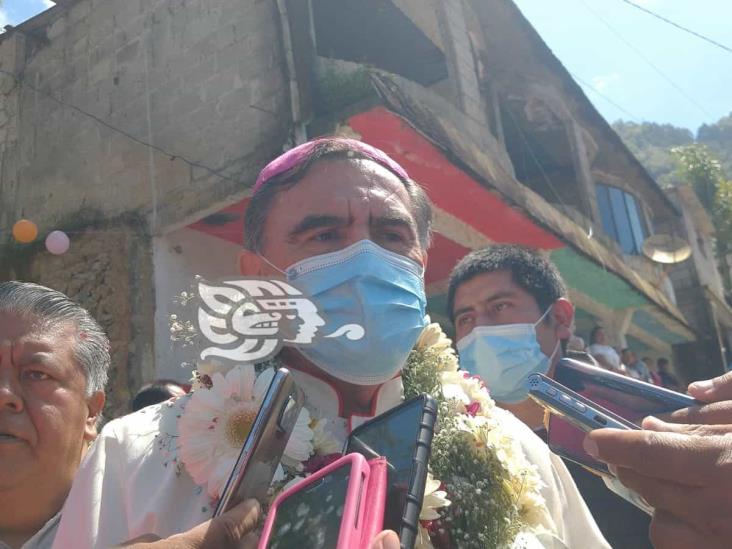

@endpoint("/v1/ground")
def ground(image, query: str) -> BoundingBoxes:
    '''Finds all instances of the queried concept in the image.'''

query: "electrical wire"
[577,0,712,119]
[569,71,642,121]
[617,0,732,55]
[0,67,247,188]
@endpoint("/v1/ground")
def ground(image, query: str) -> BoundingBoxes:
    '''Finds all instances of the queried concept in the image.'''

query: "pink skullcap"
[253,137,409,193]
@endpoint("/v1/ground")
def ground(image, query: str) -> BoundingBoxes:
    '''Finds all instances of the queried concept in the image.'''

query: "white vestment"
[0,513,59,549]
[53,371,608,548]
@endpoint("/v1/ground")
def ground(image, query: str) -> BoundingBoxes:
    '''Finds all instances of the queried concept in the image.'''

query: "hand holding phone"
[527,373,653,515]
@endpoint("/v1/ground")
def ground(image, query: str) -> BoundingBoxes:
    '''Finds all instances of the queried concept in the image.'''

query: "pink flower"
[465,401,481,416]
[304,453,342,474]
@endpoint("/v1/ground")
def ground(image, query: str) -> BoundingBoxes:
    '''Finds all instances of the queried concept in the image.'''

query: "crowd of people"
[2,138,730,549]
[585,326,681,390]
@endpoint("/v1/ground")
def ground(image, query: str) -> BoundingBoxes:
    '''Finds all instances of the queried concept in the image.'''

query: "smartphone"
[544,357,699,476]
[528,374,654,515]
[554,357,699,424]
[259,453,376,549]
[213,368,304,516]
[345,394,438,549]
[527,373,639,433]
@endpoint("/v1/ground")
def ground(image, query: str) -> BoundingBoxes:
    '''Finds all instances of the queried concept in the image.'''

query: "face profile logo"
[196,279,365,363]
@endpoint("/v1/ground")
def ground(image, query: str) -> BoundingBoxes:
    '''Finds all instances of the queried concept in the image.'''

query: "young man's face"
[452,270,572,365]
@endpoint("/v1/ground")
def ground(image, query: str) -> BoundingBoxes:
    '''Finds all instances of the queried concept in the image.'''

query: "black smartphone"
[344,394,438,549]
[213,368,304,516]
[554,357,698,422]
[546,358,699,476]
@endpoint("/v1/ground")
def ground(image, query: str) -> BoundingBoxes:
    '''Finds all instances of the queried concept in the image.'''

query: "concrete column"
[568,119,601,223]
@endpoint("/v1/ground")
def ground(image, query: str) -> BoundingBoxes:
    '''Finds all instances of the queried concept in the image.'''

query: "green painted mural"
[550,248,649,310]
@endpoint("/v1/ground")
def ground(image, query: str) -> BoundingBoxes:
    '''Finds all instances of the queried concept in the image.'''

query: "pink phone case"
[360,457,388,549]
[258,453,376,549]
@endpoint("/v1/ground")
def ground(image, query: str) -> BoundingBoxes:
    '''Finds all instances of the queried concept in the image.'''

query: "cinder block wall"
[0,0,292,416]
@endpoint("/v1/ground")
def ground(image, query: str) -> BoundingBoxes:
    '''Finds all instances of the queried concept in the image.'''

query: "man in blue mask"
[55,139,607,549]
[448,244,652,548]
[448,245,574,430]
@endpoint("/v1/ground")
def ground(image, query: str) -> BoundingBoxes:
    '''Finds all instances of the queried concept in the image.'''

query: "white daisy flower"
[311,418,344,456]
[420,473,451,521]
[178,365,314,498]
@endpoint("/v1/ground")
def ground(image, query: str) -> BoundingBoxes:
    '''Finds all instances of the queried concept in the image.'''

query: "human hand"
[369,530,400,549]
[584,417,732,548]
[115,499,261,549]
[666,371,732,425]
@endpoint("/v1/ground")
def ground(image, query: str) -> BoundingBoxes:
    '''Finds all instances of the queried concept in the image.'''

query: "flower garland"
[176,323,551,548]
[403,324,549,549]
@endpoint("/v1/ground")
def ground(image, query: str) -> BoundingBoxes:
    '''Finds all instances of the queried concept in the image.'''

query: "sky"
[3,0,731,133]
[512,0,731,132]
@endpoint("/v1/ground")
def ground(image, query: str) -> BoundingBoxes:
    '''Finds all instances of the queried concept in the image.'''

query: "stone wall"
[1,226,154,419]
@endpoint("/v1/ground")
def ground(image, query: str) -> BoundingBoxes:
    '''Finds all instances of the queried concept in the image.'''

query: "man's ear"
[552,298,574,341]
[239,249,264,276]
[84,391,106,442]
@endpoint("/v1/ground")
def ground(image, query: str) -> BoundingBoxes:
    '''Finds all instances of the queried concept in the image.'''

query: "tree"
[672,145,732,291]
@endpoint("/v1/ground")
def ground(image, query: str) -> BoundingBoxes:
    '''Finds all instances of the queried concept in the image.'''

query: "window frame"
[596,183,649,255]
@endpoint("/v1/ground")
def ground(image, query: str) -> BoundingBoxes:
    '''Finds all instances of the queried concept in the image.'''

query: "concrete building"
[0,0,712,415]
[665,185,732,377]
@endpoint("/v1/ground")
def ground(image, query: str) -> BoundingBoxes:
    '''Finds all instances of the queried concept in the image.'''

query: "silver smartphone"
[213,368,304,516]
[527,373,639,432]
[527,373,654,515]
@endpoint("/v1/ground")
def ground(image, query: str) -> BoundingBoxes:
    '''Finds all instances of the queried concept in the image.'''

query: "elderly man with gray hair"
[0,281,108,549]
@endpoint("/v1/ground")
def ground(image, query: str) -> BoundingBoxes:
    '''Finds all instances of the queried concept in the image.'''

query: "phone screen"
[548,359,694,473]
[345,396,424,532]
[266,466,352,548]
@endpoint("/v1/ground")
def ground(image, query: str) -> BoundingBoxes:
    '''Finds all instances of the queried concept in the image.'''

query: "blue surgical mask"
[265,240,427,386]
[456,308,559,403]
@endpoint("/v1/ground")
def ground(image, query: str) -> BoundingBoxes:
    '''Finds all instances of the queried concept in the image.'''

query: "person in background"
[448,245,650,549]
[642,356,663,386]
[130,380,188,412]
[656,357,680,390]
[0,282,107,549]
[588,326,627,374]
[621,349,653,383]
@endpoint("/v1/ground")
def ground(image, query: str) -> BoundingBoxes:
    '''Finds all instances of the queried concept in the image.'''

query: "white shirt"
[588,344,622,370]
[54,371,608,549]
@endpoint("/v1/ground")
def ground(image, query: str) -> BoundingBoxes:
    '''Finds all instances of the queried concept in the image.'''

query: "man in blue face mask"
[448,244,652,548]
[55,139,608,549]
[448,245,574,430]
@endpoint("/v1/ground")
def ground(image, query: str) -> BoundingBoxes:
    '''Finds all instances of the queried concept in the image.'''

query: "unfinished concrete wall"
[0,0,292,415]
[0,0,290,237]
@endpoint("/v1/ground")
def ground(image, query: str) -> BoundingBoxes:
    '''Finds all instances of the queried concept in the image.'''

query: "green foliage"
[672,144,732,290]
[672,145,724,211]
[612,120,693,187]
[613,115,732,291]
[698,113,732,175]
[613,115,732,188]
[314,66,373,115]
